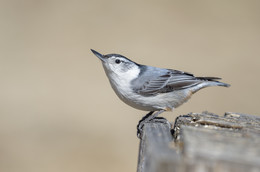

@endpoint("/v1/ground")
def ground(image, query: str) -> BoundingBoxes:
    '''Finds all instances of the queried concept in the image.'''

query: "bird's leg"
[137,110,166,138]
[149,109,166,120]
[137,111,154,138]
[138,111,154,125]
[146,109,169,126]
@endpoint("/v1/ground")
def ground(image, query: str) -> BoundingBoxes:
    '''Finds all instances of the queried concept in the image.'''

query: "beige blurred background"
[0,0,259,172]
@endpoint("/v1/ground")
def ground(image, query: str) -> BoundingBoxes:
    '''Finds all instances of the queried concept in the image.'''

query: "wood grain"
[137,112,260,172]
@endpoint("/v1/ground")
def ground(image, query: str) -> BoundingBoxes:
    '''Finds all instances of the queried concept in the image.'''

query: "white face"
[102,55,139,76]
[91,50,141,83]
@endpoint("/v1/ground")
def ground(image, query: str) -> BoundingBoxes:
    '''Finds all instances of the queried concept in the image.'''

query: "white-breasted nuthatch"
[91,49,230,137]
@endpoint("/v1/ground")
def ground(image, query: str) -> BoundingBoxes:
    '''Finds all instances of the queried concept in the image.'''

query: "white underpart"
[102,61,195,111]
[103,62,143,106]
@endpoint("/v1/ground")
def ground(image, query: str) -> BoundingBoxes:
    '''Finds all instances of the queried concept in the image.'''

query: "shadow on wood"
[137,112,260,172]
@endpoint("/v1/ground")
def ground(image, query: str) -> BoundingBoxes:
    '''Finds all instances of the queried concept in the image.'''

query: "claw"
[137,121,145,138]
[137,117,171,139]
[137,111,154,139]
[136,110,167,139]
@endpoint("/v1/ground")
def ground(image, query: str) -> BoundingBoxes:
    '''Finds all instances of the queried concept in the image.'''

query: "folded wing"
[134,68,221,96]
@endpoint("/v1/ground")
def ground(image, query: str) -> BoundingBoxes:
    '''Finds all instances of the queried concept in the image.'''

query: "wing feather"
[135,69,203,95]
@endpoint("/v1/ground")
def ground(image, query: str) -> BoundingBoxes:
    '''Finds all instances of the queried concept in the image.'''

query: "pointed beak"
[91,49,106,62]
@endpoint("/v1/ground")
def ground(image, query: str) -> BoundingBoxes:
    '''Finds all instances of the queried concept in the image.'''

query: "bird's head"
[91,49,140,78]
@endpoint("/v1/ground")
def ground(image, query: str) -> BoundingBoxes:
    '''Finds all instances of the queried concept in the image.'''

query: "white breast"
[102,64,193,112]
[103,64,140,100]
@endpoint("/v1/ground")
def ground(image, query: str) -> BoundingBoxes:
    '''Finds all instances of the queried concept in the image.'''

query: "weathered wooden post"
[137,112,260,172]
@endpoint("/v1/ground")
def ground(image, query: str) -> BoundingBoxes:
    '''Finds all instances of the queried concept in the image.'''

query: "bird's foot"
[137,117,169,139]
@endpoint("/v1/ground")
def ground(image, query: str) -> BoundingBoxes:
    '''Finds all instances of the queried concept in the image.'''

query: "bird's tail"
[197,77,230,87]
[190,77,230,93]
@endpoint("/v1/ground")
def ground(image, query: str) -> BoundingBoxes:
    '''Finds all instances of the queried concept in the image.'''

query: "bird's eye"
[115,59,121,64]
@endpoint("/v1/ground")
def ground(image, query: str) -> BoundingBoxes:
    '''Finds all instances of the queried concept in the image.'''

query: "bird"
[91,49,230,137]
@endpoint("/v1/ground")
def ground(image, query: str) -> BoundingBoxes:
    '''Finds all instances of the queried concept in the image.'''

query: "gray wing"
[132,66,220,96]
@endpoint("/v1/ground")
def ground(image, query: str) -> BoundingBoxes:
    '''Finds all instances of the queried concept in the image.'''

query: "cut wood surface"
[137,112,260,172]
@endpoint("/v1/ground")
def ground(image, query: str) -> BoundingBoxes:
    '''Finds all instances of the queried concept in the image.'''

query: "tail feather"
[196,76,230,88]
[196,77,221,81]
[214,81,230,87]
